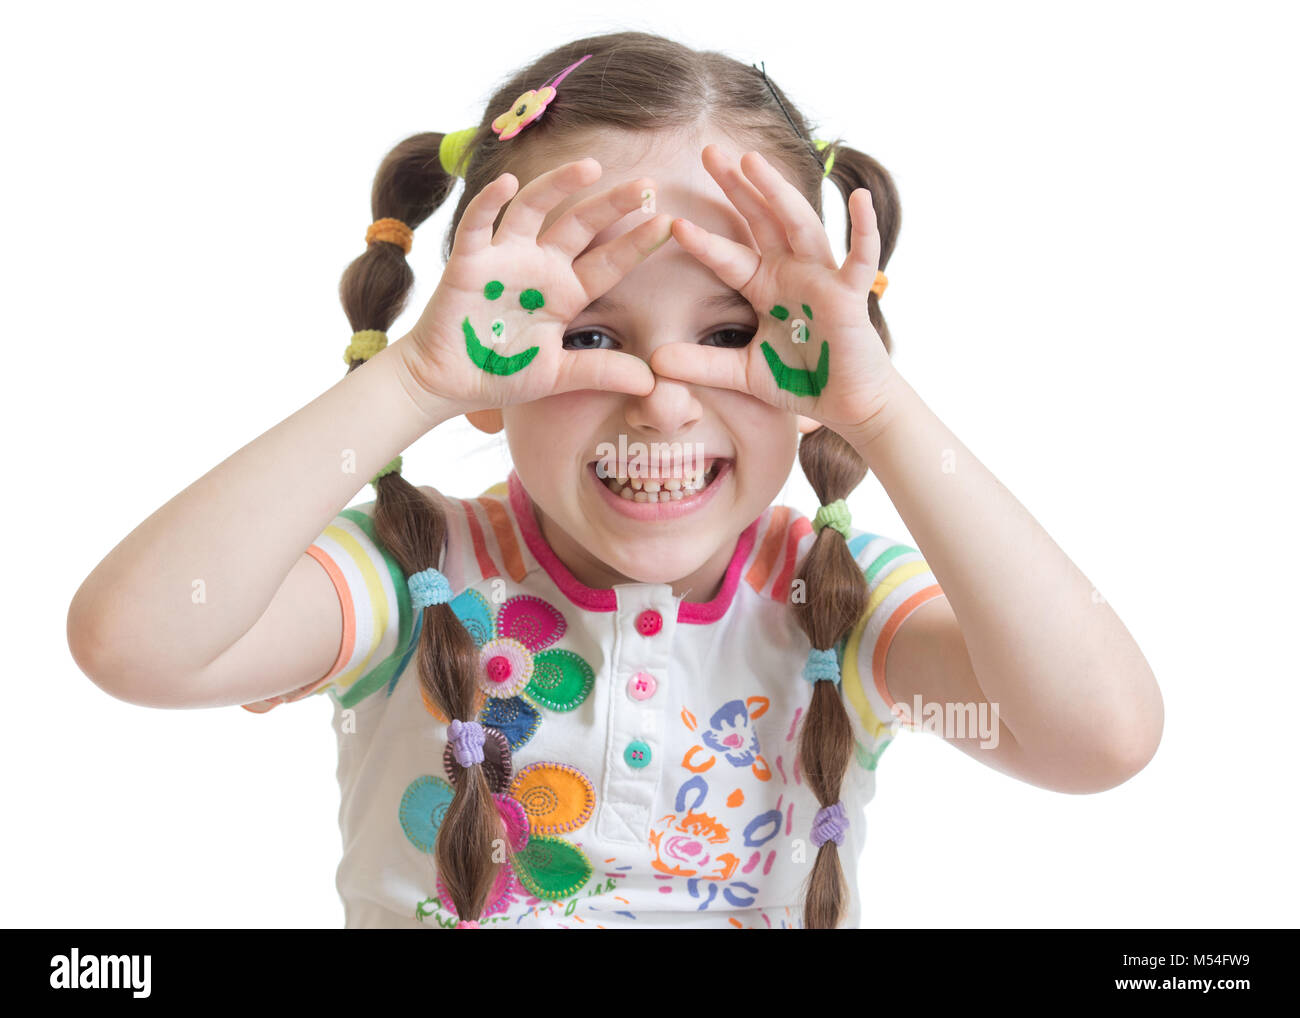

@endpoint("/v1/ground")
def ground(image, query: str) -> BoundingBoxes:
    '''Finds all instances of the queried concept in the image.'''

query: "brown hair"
[337,30,901,929]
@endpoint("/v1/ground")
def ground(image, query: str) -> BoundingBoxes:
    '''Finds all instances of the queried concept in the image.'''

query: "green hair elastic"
[813,499,851,539]
[372,455,402,488]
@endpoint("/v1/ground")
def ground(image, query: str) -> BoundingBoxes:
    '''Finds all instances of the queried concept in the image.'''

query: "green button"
[624,740,652,769]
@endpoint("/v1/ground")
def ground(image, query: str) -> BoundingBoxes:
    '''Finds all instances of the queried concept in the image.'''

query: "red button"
[635,609,663,636]
[628,672,657,701]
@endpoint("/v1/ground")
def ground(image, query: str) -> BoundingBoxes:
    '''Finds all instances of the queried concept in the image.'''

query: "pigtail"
[790,425,870,929]
[819,140,901,356]
[788,142,902,929]
[338,130,512,927]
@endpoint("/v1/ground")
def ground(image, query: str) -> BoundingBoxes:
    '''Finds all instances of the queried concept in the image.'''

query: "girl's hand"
[400,158,672,416]
[649,145,899,443]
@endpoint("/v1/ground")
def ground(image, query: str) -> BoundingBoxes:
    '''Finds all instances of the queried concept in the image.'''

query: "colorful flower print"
[651,697,793,912]
[399,762,598,922]
[446,589,595,750]
[684,697,773,780]
[648,810,740,881]
[649,773,788,912]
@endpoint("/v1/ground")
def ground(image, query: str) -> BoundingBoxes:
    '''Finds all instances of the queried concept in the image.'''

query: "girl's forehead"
[538,174,757,253]
[521,131,760,238]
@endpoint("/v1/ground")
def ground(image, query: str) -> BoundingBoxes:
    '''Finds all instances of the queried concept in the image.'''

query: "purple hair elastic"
[811,800,849,847]
[448,719,486,768]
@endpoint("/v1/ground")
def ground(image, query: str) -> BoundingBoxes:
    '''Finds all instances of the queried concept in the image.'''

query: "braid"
[338,131,512,927]
[790,425,869,928]
[783,133,900,930]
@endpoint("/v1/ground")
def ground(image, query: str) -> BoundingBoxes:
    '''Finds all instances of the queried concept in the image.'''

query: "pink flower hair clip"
[492,53,593,141]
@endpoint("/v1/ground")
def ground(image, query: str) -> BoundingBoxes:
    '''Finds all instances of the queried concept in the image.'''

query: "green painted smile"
[463,279,543,376]
[463,316,539,376]
[760,339,829,397]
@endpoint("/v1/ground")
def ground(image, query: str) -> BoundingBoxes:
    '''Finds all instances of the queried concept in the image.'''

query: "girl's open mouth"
[587,459,732,521]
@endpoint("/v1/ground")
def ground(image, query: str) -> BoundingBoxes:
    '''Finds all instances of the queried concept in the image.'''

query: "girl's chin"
[582,540,708,587]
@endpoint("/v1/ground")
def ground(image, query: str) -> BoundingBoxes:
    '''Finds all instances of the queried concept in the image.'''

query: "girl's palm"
[650,146,897,439]
[404,159,672,414]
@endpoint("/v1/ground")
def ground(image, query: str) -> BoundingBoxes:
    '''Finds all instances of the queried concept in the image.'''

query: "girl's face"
[469,128,815,599]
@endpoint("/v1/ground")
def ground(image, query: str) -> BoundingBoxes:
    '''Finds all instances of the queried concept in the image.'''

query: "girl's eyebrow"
[583,292,752,314]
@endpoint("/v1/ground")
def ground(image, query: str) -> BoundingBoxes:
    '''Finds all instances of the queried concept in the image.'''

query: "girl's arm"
[844,368,1164,794]
[66,336,457,708]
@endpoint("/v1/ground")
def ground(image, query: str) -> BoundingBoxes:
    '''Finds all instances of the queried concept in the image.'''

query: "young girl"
[67,31,1163,929]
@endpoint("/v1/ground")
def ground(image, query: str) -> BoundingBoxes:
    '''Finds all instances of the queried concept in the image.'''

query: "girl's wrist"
[380,333,469,433]
[831,364,910,456]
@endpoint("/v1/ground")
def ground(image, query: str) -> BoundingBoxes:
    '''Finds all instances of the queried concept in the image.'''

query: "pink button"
[628,672,657,701]
[636,609,663,636]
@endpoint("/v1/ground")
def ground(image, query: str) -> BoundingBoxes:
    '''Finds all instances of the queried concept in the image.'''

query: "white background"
[5,0,1297,928]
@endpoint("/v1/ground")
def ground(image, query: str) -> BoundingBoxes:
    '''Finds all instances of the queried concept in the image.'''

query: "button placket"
[597,583,677,846]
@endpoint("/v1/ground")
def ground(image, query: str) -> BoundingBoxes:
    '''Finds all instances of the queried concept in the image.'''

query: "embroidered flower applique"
[420,590,595,749]
[400,759,599,922]
[399,590,602,923]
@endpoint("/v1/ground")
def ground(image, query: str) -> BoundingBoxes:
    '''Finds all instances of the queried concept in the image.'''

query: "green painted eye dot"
[484,280,504,300]
[769,304,789,321]
[520,288,544,313]
[802,303,813,320]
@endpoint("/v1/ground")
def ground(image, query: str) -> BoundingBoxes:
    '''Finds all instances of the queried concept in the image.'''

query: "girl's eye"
[562,330,614,351]
[703,328,754,348]
[562,329,755,351]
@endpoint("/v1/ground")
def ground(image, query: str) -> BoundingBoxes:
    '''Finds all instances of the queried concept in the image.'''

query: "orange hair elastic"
[366,217,413,254]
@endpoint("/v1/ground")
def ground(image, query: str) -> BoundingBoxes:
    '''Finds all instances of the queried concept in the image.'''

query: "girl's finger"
[539,177,659,260]
[739,151,836,266]
[553,347,657,399]
[648,341,751,395]
[667,217,761,295]
[451,173,519,258]
[493,158,603,246]
[571,213,674,299]
[839,187,882,295]
[698,144,790,254]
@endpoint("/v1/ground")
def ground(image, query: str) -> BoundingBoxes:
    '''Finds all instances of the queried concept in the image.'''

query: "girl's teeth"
[600,463,721,503]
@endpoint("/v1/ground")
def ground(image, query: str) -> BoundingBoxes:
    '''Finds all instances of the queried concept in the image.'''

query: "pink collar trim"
[507,468,758,624]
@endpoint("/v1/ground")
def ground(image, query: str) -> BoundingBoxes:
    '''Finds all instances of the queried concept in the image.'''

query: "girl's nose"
[622,373,703,438]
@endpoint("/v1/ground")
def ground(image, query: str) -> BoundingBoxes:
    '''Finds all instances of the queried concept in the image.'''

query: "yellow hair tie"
[439,127,478,178]
[813,138,834,179]
[344,329,388,365]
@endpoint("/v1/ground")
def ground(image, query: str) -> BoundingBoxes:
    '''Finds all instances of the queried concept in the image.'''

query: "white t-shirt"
[242,468,944,929]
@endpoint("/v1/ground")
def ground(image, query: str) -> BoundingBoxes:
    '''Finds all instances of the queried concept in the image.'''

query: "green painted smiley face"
[762,302,828,397]
[462,280,546,376]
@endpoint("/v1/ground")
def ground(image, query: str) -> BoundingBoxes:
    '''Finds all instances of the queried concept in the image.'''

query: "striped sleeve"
[838,531,945,742]
[239,501,424,714]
